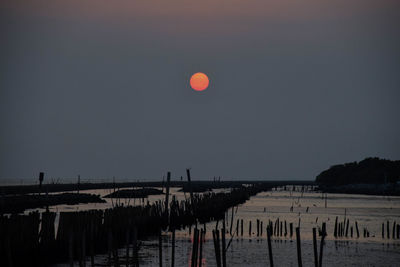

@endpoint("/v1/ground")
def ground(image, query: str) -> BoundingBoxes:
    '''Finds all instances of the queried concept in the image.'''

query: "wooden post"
[159,230,163,267]
[334,216,338,238]
[230,206,234,236]
[296,227,302,267]
[222,218,227,267]
[191,228,199,267]
[318,223,326,267]
[393,221,396,239]
[186,169,195,210]
[125,228,130,267]
[267,226,274,267]
[387,221,390,239]
[198,229,204,267]
[290,223,293,238]
[108,231,112,266]
[249,220,252,237]
[284,221,287,237]
[312,228,318,267]
[133,226,138,267]
[165,172,171,219]
[212,230,221,267]
[69,229,74,267]
[82,230,86,267]
[355,221,359,238]
[171,228,175,267]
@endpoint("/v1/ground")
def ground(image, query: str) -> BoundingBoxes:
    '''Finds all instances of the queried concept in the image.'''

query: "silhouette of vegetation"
[316,157,400,186]
[104,188,163,198]
[0,193,105,214]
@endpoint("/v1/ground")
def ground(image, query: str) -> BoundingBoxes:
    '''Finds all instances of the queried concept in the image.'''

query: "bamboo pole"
[296,227,302,267]
[312,228,318,267]
[267,226,274,267]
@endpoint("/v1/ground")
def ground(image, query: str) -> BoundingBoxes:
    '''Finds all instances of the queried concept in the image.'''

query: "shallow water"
[47,187,400,266]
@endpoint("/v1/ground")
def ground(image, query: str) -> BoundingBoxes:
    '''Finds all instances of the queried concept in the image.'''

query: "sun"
[190,72,209,91]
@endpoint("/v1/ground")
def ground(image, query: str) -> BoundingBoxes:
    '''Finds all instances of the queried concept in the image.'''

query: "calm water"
[47,187,400,266]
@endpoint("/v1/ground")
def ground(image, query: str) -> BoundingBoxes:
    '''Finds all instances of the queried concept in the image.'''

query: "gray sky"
[1,0,399,183]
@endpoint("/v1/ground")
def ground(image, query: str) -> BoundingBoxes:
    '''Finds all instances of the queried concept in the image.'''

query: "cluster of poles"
[0,170,268,267]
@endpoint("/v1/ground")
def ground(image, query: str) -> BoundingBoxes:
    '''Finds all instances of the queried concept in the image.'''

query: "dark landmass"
[0,193,105,214]
[316,157,400,186]
[178,182,243,193]
[104,188,163,198]
[0,180,314,195]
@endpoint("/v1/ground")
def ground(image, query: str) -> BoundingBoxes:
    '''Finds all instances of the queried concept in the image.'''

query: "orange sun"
[190,72,209,91]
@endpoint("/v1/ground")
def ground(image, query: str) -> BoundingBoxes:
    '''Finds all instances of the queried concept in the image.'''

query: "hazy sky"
[1,0,399,183]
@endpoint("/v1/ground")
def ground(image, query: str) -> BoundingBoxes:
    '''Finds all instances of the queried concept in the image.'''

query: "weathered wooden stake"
[165,172,171,219]
[296,227,302,267]
[267,226,274,267]
[171,228,175,267]
[159,230,162,267]
[318,223,326,267]
[199,229,204,267]
[312,228,318,267]
[249,220,252,237]
[355,221,360,238]
[290,223,293,238]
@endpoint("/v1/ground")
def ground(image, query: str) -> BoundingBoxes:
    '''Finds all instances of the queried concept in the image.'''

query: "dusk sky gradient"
[1,0,399,183]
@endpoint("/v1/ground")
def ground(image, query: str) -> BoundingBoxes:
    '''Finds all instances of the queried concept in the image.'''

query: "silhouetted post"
[191,228,199,267]
[133,226,138,267]
[393,221,396,239]
[69,229,74,267]
[159,230,162,267]
[77,175,80,194]
[267,226,274,267]
[334,217,338,238]
[355,221,359,238]
[387,221,390,239]
[212,230,221,267]
[345,219,349,237]
[236,219,239,236]
[296,227,302,267]
[249,220,252,237]
[198,229,204,267]
[165,172,171,219]
[171,228,175,267]
[290,223,293,238]
[312,228,318,267]
[318,223,327,267]
[351,226,353,238]
[257,219,260,237]
[241,219,243,236]
[260,221,263,236]
[125,228,130,267]
[186,169,194,209]
[382,223,385,239]
[285,220,287,237]
[221,220,227,267]
[39,172,44,195]
[230,206,234,236]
